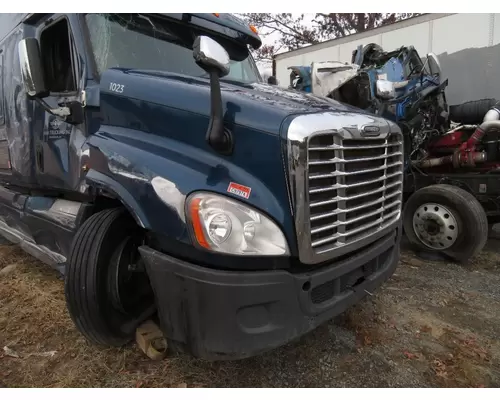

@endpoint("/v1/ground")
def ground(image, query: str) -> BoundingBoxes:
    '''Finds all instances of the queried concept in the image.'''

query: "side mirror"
[193,36,230,77]
[192,36,233,154]
[426,52,442,76]
[18,38,48,99]
[18,37,83,124]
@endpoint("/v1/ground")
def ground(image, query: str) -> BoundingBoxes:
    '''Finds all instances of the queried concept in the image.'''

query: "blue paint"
[90,68,366,256]
[0,13,378,267]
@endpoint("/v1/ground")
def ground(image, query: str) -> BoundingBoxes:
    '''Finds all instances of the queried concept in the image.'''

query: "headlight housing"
[376,79,409,100]
[186,192,289,256]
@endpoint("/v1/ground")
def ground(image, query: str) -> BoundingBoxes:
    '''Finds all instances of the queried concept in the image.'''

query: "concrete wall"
[274,13,500,105]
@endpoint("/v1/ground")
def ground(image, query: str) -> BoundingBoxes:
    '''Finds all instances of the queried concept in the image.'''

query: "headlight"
[376,79,409,100]
[376,79,396,99]
[186,192,289,256]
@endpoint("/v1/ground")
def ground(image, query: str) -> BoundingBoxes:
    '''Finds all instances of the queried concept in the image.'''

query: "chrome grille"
[307,131,403,253]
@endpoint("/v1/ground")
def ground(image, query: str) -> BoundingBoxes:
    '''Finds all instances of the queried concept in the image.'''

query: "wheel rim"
[108,235,154,316]
[412,203,459,250]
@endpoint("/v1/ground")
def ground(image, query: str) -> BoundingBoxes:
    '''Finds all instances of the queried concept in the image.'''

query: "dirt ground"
[1,236,500,388]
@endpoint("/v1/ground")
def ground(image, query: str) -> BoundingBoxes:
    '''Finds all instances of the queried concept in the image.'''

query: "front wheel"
[403,184,488,263]
[65,208,156,347]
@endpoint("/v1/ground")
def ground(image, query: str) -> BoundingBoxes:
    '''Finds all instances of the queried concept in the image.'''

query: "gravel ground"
[0,236,499,388]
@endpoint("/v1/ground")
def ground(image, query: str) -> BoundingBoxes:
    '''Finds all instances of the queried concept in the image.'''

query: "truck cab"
[0,13,403,360]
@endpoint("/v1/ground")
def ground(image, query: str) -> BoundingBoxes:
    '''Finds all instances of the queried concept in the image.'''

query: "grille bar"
[309,141,403,151]
[309,151,403,166]
[311,199,401,234]
[310,160,402,179]
[307,131,403,253]
[310,190,401,221]
[310,172,402,197]
[311,209,401,247]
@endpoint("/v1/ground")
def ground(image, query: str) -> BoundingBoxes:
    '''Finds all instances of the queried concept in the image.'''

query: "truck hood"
[99,68,370,136]
[311,61,360,97]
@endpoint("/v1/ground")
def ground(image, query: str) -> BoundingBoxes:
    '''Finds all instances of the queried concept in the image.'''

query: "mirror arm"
[34,98,71,118]
[34,98,84,125]
[206,70,233,154]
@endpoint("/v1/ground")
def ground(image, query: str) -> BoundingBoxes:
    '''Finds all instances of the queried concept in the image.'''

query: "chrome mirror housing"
[18,38,48,98]
[193,36,230,77]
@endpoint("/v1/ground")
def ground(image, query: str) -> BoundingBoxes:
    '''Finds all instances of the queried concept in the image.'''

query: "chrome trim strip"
[0,219,66,274]
[287,111,403,264]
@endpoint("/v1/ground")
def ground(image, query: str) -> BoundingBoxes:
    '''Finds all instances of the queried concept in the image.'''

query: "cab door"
[32,14,86,191]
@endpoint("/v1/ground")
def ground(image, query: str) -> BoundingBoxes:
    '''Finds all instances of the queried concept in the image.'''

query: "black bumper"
[139,225,401,361]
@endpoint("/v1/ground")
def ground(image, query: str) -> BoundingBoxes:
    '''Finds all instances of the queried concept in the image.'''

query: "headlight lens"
[376,79,396,99]
[186,192,289,256]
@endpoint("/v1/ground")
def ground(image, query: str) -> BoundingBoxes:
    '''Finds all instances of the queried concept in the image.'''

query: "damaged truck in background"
[0,13,403,360]
[287,43,498,262]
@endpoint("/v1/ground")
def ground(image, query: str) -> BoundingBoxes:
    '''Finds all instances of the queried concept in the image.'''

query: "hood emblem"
[360,125,381,137]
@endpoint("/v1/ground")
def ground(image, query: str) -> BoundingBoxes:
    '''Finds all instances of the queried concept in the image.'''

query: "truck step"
[0,219,66,274]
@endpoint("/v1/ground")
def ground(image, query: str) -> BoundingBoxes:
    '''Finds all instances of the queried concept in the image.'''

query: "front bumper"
[139,223,401,361]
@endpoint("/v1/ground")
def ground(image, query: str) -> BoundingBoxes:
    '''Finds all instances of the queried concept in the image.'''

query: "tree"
[243,13,422,63]
[243,13,320,62]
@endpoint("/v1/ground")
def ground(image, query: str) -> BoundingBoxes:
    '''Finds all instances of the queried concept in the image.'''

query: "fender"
[84,168,151,229]
[83,126,296,253]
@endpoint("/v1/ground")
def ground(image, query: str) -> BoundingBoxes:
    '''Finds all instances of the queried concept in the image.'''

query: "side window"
[39,18,76,93]
[227,60,252,82]
[229,61,244,81]
[0,51,4,125]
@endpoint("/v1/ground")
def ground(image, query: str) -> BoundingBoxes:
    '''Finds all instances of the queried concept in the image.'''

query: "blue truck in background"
[0,13,404,360]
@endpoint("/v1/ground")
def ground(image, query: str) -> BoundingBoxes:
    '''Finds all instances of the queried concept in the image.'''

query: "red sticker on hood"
[227,182,252,199]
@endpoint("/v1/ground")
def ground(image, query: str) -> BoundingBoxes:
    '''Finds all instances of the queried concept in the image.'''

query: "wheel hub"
[109,236,152,315]
[412,203,458,250]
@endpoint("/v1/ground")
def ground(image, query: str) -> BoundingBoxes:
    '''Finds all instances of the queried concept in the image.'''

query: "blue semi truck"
[0,13,403,360]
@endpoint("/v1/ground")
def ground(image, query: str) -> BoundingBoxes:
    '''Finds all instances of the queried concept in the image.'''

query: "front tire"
[403,184,488,263]
[65,208,155,346]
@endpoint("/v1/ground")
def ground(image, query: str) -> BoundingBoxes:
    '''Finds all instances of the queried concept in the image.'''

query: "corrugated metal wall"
[275,13,500,105]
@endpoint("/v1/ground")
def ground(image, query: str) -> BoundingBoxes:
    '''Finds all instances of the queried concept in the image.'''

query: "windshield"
[85,13,262,84]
